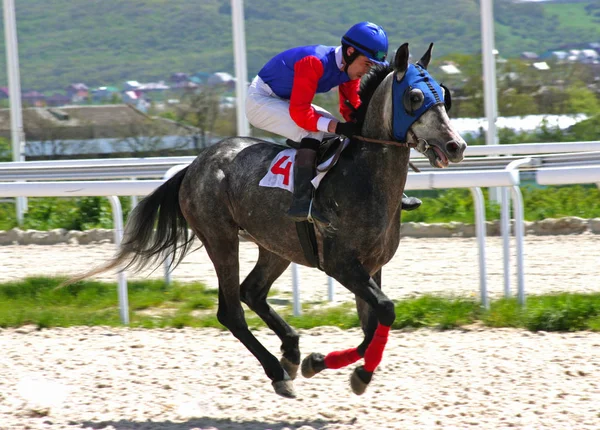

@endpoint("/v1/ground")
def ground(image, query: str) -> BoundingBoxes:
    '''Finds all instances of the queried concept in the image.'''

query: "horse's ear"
[417,43,434,70]
[394,43,409,74]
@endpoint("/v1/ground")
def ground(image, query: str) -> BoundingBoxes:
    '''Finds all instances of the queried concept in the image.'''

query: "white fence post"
[107,196,129,324]
[500,187,512,297]
[511,186,526,306]
[292,263,300,316]
[162,164,189,285]
[470,187,489,309]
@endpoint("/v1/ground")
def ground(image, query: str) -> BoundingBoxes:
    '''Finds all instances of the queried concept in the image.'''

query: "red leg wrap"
[363,323,390,372]
[324,347,361,369]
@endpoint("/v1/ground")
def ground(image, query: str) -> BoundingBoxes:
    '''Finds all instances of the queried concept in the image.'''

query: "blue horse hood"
[392,63,445,142]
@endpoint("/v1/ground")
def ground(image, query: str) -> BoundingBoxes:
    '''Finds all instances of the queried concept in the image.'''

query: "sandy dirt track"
[1,326,600,430]
[1,235,600,429]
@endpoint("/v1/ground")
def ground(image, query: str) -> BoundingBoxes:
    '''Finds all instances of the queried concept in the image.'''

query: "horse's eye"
[410,92,424,104]
[403,88,425,116]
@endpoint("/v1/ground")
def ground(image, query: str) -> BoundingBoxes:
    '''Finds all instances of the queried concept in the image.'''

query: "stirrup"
[307,198,330,225]
[307,199,315,223]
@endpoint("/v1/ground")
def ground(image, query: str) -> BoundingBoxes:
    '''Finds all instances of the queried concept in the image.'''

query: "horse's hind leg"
[196,228,296,398]
[240,246,300,379]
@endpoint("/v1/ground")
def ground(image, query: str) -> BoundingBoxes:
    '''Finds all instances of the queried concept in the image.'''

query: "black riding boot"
[401,194,422,211]
[287,141,330,224]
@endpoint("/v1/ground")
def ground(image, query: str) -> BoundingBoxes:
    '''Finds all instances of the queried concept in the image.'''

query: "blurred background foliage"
[1,0,599,91]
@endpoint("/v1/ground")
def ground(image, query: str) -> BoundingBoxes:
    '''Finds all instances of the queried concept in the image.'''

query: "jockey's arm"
[289,56,333,134]
[339,79,361,122]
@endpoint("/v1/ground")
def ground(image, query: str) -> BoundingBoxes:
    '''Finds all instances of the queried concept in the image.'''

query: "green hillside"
[0,0,597,91]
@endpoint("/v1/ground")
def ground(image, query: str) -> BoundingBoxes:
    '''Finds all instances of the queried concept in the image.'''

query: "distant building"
[520,51,539,61]
[122,90,142,104]
[169,80,199,95]
[0,104,186,140]
[532,62,550,71]
[123,81,170,102]
[0,104,202,159]
[207,72,236,90]
[123,81,141,91]
[22,91,46,107]
[66,83,89,103]
[137,82,170,92]
[46,93,72,107]
[540,45,600,63]
[580,49,599,63]
[170,72,190,83]
[91,86,121,103]
[191,72,212,85]
[439,63,461,75]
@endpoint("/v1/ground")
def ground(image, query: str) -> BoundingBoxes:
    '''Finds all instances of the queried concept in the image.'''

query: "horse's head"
[358,43,466,168]
[391,43,466,167]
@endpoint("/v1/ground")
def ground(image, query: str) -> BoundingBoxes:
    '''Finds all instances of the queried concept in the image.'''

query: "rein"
[351,132,422,173]
[352,135,417,149]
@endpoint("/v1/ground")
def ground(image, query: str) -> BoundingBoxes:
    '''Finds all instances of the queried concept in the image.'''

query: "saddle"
[285,136,346,174]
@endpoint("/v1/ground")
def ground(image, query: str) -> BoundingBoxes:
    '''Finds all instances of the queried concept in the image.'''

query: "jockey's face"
[346,48,374,80]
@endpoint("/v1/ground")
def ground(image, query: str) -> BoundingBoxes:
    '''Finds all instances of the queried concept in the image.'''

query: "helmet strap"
[342,44,360,73]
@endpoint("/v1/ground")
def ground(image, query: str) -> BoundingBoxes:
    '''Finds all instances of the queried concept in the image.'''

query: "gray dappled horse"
[73,43,466,398]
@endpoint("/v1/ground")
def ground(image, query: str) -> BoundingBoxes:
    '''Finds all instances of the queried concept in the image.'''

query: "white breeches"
[245,76,337,142]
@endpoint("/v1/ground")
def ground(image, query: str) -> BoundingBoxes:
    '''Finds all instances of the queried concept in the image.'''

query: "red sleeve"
[339,79,362,122]
[289,56,324,132]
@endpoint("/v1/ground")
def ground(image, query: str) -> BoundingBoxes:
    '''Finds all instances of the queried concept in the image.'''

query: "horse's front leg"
[302,265,394,395]
[356,270,381,342]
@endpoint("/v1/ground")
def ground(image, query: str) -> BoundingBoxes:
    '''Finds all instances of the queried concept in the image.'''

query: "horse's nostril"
[446,140,459,154]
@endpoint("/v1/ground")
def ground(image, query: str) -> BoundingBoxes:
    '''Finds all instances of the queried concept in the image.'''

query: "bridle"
[351,130,428,173]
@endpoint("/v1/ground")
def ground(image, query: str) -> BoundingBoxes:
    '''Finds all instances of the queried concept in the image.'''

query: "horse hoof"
[301,352,326,378]
[350,365,373,396]
[272,373,297,398]
[280,356,299,380]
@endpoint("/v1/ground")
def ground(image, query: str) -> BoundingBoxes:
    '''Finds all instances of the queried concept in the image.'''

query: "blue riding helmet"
[392,63,446,142]
[342,22,389,65]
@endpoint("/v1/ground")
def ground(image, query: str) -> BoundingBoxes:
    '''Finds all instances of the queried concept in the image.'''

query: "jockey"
[246,21,422,224]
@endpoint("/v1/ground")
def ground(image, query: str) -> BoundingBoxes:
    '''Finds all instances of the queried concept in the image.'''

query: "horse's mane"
[353,63,393,127]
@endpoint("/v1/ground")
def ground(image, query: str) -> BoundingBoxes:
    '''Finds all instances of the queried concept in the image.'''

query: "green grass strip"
[1,277,600,332]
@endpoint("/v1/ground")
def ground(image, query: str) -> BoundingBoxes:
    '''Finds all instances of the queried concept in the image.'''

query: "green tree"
[175,88,222,149]
[564,82,600,115]
[499,90,539,116]
[567,114,600,141]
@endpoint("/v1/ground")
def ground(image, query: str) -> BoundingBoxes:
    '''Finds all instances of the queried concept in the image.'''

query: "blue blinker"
[392,64,445,142]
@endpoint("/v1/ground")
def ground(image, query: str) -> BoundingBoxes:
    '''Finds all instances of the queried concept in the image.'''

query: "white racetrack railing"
[1,141,600,180]
[2,140,600,321]
[0,168,523,322]
[536,165,600,186]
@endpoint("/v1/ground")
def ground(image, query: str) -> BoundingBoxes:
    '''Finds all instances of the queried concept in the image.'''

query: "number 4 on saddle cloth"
[259,136,350,269]
[259,137,350,192]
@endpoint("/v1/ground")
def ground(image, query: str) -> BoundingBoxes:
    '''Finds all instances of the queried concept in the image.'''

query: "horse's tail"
[64,166,194,285]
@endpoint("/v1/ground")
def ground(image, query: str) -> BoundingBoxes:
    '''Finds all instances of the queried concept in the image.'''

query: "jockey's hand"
[335,121,360,138]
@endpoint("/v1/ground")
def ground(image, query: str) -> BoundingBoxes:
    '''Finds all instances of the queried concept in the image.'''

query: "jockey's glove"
[335,121,360,138]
